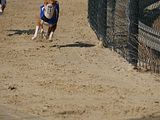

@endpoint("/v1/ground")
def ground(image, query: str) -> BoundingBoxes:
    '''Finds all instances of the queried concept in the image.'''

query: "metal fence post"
[97,0,107,43]
[128,0,139,66]
[106,0,116,43]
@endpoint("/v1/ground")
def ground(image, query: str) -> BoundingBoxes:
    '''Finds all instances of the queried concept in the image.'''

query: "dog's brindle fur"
[32,0,57,40]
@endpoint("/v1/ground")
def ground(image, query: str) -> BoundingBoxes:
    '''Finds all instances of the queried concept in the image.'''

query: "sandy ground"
[0,0,160,120]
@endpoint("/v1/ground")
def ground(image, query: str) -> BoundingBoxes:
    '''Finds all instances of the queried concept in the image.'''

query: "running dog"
[0,0,6,14]
[32,0,59,40]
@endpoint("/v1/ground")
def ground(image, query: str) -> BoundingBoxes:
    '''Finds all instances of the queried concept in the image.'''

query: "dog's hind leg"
[40,21,45,39]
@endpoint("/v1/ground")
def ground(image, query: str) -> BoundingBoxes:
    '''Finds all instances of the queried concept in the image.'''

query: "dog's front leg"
[49,31,54,40]
[32,26,39,40]
[48,24,57,40]
[0,4,2,13]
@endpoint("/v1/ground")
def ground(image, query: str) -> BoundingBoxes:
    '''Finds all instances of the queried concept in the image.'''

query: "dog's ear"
[44,0,48,5]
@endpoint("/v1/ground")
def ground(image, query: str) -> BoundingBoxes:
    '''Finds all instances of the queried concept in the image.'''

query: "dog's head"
[44,3,55,19]
[44,0,56,5]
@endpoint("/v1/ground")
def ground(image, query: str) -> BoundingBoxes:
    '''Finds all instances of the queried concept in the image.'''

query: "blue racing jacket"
[40,1,59,25]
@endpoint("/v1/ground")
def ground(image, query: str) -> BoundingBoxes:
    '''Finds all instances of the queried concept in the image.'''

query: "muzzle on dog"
[44,4,54,19]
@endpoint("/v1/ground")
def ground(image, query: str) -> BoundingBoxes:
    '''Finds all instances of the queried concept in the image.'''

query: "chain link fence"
[88,0,160,73]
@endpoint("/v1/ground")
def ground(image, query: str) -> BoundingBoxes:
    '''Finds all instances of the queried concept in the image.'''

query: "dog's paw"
[0,10,2,14]
[48,37,52,41]
[32,36,37,40]
[43,34,48,39]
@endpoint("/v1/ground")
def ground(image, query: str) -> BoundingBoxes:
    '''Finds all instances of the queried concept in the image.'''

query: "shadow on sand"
[50,41,95,48]
[7,29,35,36]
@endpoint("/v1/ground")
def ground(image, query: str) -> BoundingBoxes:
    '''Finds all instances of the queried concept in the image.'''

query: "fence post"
[128,0,139,66]
[88,0,91,22]
[97,0,107,45]
[106,0,116,42]
[88,0,99,33]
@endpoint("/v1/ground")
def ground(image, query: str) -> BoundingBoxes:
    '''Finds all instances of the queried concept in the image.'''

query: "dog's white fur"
[0,4,2,13]
[0,0,6,13]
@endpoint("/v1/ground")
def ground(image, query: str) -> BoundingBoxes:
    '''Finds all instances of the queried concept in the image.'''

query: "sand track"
[0,0,160,120]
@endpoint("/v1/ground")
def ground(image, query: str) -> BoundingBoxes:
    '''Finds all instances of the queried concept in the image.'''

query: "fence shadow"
[127,115,160,120]
[50,41,95,48]
[7,29,34,36]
